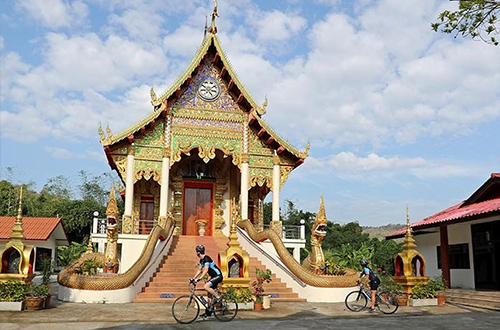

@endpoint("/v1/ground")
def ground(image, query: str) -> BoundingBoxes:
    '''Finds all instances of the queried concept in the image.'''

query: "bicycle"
[345,280,398,314]
[172,279,238,324]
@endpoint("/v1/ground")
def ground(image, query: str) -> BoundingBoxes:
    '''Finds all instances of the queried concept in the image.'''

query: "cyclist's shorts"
[208,275,223,289]
[370,278,380,290]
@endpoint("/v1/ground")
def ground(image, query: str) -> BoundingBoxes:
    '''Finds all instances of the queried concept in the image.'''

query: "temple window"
[436,243,470,269]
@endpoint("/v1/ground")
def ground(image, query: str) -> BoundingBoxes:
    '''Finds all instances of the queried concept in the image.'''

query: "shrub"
[412,282,436,299]
[26,283,49,298]
[224,287,254,303]
[0,280,29,302]
[379,275,403,294]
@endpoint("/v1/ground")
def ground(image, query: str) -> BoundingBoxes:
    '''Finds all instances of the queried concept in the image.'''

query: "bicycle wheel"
[213,296,238,322]
[345,290,368,312]
[376,292,398,314]
[172,295,200,324]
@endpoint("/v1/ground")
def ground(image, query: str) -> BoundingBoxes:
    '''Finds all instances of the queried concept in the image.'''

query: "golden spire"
[403,204,417,251]
[85,231,94,255]
[10,186,25,241]
[228,197,240,248]
[209,0,218,34]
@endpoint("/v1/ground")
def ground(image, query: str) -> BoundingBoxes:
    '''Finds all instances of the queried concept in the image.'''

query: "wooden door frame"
[182,181,214,236]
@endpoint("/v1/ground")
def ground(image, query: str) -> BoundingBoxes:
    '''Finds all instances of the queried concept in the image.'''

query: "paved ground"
[1,299,499,330]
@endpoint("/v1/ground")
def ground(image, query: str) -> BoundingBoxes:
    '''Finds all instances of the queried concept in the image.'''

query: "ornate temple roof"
[99,30,308,162]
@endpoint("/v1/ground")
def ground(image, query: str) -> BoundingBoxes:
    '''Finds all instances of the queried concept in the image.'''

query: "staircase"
[446,289,500,311]
[133,235,305,303]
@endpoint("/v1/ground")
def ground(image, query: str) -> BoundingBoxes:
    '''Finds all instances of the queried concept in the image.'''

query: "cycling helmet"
[360,259,368,267]
[195,245,205,254]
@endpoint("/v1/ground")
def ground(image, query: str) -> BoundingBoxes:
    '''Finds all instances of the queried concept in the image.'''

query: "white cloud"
[44,146,85,159]
[16,0,88,29]
[253,10,307,42]
[314,152,426,172]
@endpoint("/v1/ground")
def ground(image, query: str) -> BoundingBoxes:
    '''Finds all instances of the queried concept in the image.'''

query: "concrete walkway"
[1,300,499,330]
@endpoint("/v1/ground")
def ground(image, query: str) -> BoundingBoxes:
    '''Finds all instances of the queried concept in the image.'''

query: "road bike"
[172,279,238,324]
[345,280,398,314]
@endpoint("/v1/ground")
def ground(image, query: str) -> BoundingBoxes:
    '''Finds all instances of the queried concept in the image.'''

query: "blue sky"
[1,0,499,227]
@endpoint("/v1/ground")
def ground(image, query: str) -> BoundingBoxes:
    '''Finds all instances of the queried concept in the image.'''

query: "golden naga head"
[312,195,328,238]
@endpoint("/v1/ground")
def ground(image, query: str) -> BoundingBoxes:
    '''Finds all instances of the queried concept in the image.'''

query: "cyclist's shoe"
[200,309,212,318]
[368,308,376,313]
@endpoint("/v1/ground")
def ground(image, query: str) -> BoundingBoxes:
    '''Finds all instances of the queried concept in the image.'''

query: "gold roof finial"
[209,0,218,34]
[98,123,106,144]
[105,124,113,139]
[10,186,25,241]
[256,96,268,116]
[150,86,159,107]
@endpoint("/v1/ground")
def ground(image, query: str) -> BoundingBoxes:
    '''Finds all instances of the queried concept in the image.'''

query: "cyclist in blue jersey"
[359,259,380,313]
[191,245,223,317]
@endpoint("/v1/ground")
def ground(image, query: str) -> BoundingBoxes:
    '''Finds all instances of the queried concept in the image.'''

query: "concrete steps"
[446,289,500,311]
[133,235,305,303]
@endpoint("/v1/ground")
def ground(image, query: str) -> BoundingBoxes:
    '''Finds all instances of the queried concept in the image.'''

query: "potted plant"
[410,281,437,306]
[251,268,272,310]
[224,286,254,310]
[25,283,49,310]
[432,275,447,306]
[0,280,28,311]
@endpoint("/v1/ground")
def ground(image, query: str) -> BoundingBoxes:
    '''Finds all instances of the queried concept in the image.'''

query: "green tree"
[432,0,499,45]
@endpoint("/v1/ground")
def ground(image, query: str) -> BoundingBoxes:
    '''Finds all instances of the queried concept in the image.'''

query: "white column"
[272,155,280,221]
[159,114,172,218]
[159,153,170,217]
[240,154,249,220]
[124,144,135,217]
[293,247,300,262]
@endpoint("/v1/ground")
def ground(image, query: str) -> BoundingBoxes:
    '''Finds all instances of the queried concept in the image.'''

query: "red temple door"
[183,182,213,236]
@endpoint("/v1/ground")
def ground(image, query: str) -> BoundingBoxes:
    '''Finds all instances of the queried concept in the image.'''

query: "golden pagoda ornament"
[218,198,250,288]
[392,205,429,296]
[0,187,36,282]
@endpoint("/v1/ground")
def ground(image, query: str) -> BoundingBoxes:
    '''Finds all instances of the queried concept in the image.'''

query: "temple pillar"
[440,225,451,288]
[159,148,171,217]
[124,144,135,217]
[240,153,249,220]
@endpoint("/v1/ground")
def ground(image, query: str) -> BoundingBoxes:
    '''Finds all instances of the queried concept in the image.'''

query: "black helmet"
[195,245,205,254]
[360,259,368,267]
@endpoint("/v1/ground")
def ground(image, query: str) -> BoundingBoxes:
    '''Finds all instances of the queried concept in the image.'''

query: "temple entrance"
[472,220,500,290]
[182,182,213,236]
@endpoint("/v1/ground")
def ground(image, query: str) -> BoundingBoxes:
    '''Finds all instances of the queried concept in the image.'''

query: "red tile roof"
[386,198,500,239]
[0,217,65,241]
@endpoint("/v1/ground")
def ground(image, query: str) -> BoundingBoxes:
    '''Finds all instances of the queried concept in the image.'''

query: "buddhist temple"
[98,5,309,241]
[59,2,361,304]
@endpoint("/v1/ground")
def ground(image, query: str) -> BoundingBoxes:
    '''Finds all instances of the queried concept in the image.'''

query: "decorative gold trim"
[272,155,280,165]
[128,145,135,155]
[241,153,249,163]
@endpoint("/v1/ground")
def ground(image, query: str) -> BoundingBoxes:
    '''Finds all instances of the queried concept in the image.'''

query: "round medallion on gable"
[197,77,221,102]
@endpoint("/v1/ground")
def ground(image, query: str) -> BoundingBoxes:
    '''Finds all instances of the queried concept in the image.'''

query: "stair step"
[133,235,304,303]
[446,289,500,311]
